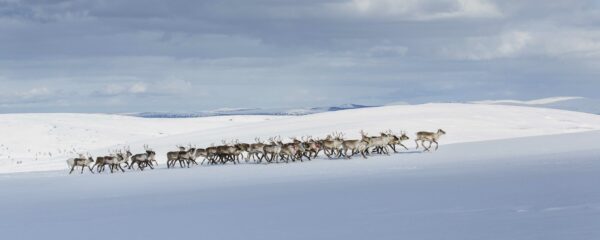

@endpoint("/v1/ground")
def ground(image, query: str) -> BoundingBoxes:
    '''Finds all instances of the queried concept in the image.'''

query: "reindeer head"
[399,131,410,140]
[437,129,447,135]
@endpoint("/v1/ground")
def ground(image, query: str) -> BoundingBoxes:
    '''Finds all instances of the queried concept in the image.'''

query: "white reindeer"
[67,154,95,174]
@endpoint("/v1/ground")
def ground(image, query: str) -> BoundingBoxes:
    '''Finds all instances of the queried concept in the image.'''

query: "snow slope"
[471,96,600,115]
[471,96,584,105]
[1,103,600,239]
[2,103,600,173]
[1,131,599,240]
[0,114,283,172]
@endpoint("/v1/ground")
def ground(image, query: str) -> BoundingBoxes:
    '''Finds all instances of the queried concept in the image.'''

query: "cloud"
[442,28,600,60]
[442,31,533,60]
[129,82,147,94]
[0,0,599,112]
[337,0,502,20]
[0,86,58,105]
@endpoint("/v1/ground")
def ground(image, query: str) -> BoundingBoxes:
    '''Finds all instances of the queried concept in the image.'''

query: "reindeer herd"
[67,129,446,174]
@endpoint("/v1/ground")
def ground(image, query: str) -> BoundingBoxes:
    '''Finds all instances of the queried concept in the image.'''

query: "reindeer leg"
[433,140,439,150]
[415,140,420,149]
[390,144,398,153]
[88,165,94,173]
[400,143,409,150]
[423,141,431,152]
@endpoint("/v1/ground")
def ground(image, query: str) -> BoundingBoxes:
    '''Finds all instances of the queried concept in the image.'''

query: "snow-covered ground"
[1,131,600,239]
[1,103,600,239]
[0,114,283,173]
[2,103,600,173]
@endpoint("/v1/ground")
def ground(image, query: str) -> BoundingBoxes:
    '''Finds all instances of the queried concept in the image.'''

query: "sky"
[1,0,599,113]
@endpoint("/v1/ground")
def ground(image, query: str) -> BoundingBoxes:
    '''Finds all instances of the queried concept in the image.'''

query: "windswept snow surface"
[1,131,600,240]
[2,103,600,173]
[1,104,600,239]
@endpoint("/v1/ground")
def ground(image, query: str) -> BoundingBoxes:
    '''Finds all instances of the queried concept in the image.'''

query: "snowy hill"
[471,96,600,115]
[1,103,600,239]
[1,103,600,173]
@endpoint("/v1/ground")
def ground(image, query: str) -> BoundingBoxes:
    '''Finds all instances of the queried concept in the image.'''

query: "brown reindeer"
[415,129,446,151]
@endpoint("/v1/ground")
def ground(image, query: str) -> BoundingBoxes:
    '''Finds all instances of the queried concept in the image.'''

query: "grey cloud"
[0,0,599,113]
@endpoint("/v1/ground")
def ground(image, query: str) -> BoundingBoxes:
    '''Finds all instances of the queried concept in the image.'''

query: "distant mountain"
[125,104,375,118]
[126,97,600,118]
[471,96,600,115]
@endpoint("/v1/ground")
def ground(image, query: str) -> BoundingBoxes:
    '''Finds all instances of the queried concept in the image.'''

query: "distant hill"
[125,104,374,118]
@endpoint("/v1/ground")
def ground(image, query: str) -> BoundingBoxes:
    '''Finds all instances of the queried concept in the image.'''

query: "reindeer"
[415,129,446,151]
[247,138,266,163]
[374,130,407,154]
[129,145,155,171]
[204,144,219,165]
[279,139,300,163]
[234,139,250,161]
[342,137,369,159]
[388,131,410,152]
[321,132,344,159]
[146,147,158,166]
[67,154,95,174]
[184,144,199,166]
[262,137,282,163]
[168,145,197,168]
[216,140,240,165]
[92,156,108,173]
[102,150,127,173]
[120,146,133,168]
[194,148,208,164]
[286,137,308,162]
[303,136,322,159]
[167,146,186,168]
[361,130,394,155]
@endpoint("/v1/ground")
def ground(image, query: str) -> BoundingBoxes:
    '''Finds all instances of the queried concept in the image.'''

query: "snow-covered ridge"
[471,96,584,105]
[471,96,600,115]
[1,103,600,174]
[126,104,373,118]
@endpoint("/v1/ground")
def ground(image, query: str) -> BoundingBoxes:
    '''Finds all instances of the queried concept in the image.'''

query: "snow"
[471,96,600,115]
[471,96,584,105]
[1,131,600,239]
[1,103,600,239]
[2,103,600,173]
